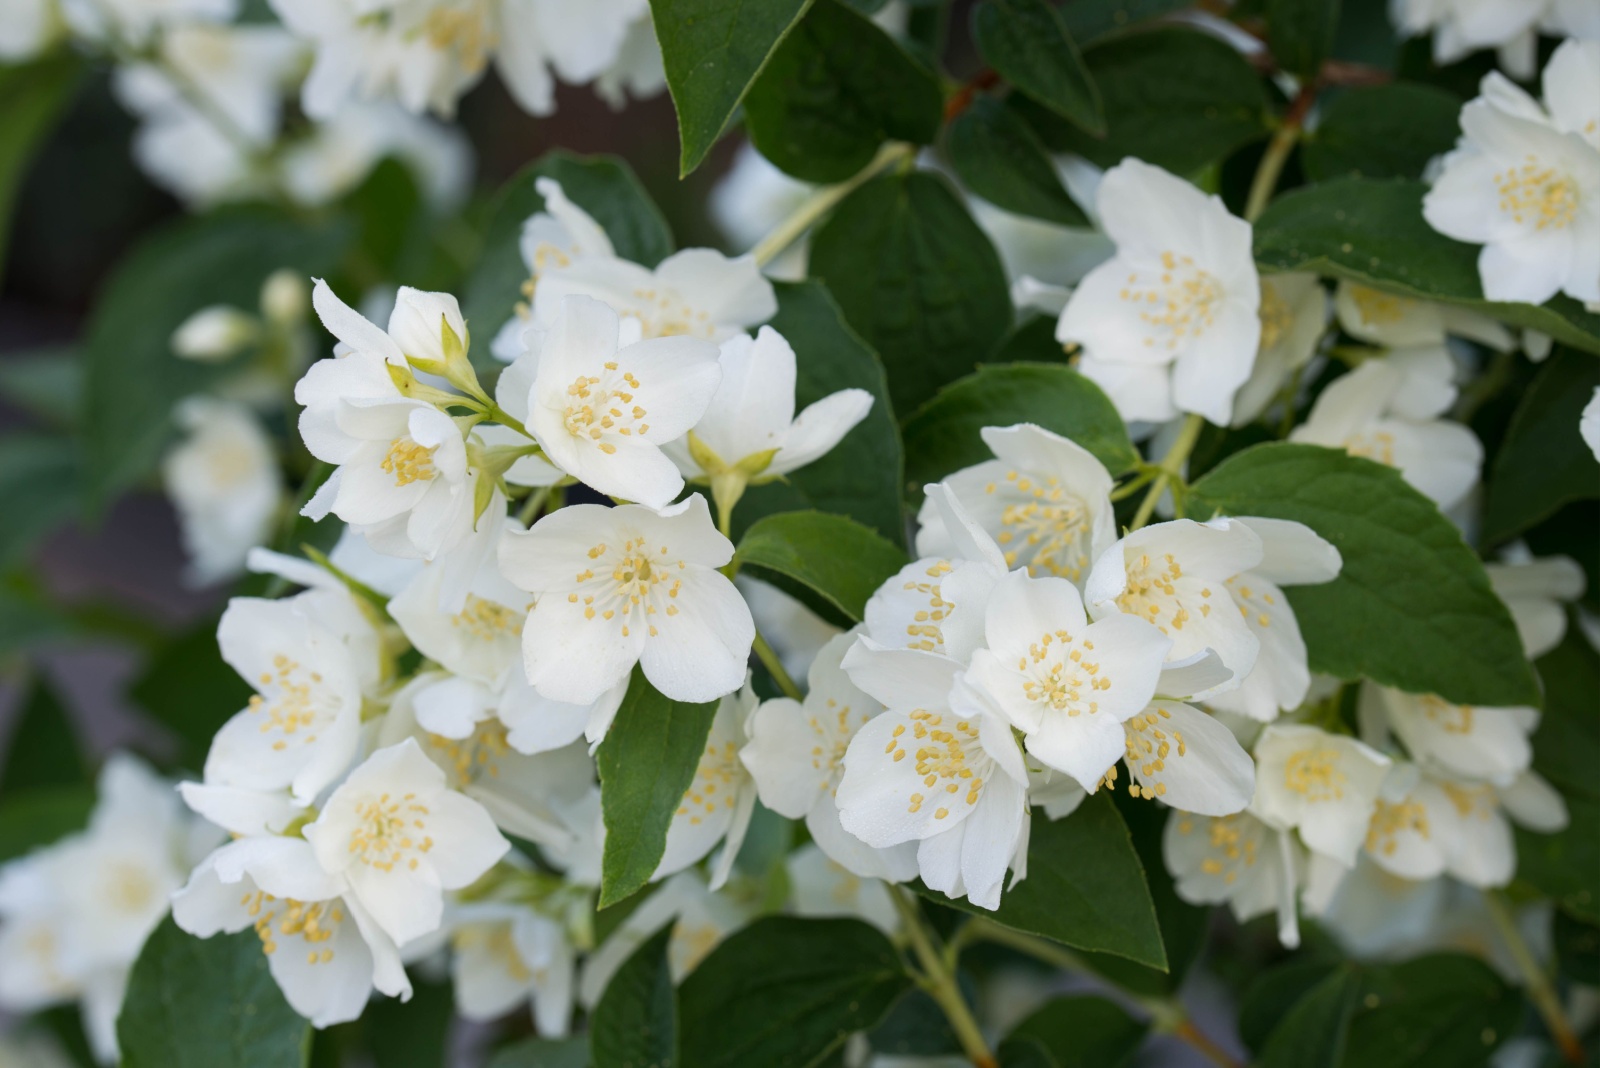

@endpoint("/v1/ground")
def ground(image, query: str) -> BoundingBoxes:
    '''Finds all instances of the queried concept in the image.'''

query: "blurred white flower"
[60,0,236,48]
[785,844,899,934]
[449,902,576,1037]
[162,397,283,585]
[1389,0,1545,78]
[490,177,617,361]
[1358,682,1538,787]
[1333,281,1513,353]
[1486,549,1586,658]
[1230,273,1328,427]
[1164,807,1306,947]
[533,248,777,343]
[653,680,760,890]
[1253,723,1392,868]
[710,142,813,280]
[281,101,474,209]
[0,0,64,60]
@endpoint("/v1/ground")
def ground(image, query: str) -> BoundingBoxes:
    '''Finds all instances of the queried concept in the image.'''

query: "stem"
[1453,348,1515,424]
[1129,413,1205,531]
[889,888,997,1068]
[1243,87,1316,224]
[517,485,552,526]
[750,142,915,268]
[751,629,802,701]
[1486,892,1584,1064]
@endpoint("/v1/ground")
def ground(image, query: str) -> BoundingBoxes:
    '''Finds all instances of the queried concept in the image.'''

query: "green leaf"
[362,977,453,1068]
[1015,28,1270,174]
[0,55,81,277]
[129,620,252,773]
[677,917,909,1068]
[1239,958,1346,1053]
[596,670,719,907]
[0,345,81,429]
[462,151,674,366]
[1483,349,1600,544]
[0,588,73,658]
[591,924,677,1068]
[743,0,941,183]
[972,0,1104,135]
[1554,910,1600,986]
[1341,953,1519,1068]
[997,1036,1058,1068]
[734,511,909,624]
[1055,0,1193,45]
[1517,793,1600,924]
[917,795,1167,969]
[82,208,350,509]
[1253,178,1600,355]
[946,96,1090,226]
[1530,632,1600,803]
[650,0,815,175]
[119,918,310,1068]
[486,1039,590,1068]
[902,362,1139,489]
[809,171,1012,417]
[1188,443,1539,708]
[733,281,905,547]
[0,434,79,571]
[1258,966,1360,1068]
[1265,0,1340,80]
[1005,994,1147,1068]
[1,679,86,795]
[0,786,93,864]
[1301,84,1464,182]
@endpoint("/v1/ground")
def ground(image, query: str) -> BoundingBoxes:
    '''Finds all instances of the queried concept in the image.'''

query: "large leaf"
[0,786,93,864]
[0,433,79,569]
[462,151,674,363]
[1016,28,1270,174]
[678,917,909,1068]
[946,96,1090,227]
[734,511,909,624]
[1253,178,1600,354]
[733,281,905,547]
[1004,995,1147,1068]
[1258,966,1360,1068]
[972,0,1104,135]
[1265,0,1340,81]
[1482,349,1600,545]
[743,0,941,183]
[129,620,252,773]
[1530,632,1600,804]
[591,924,677,1068]
[596,670,719,907]
[0,679,86,795]
[809,171,1012,417]
[82,209,350,508]
[486,1039,589,1068]
[650,0,815,175]
[118,918,310,1068]
[1188,443,1539,708]
[0,55,81,277]
[362,977,453,1068]
[1301,84,1463,182]
[1516,793,1599,924]
[1340,954,1519,1068]
[902,362,1139,488]
[1055,0,1193,45]
[918,795,1167,969]
[0,345,82,429]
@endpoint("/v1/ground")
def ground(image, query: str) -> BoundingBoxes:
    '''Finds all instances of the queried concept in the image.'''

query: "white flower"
[1252,724,1392,867]
[498,493,754,706]
[510,295,722,507]
[1583,387,1600,460]
[1056,158,1261,425]
[490,177,616,361]
[59,0,236,48]
[915,424,1115,583]
[710,142,814,279]
[836,645,1030,911]
[303,739,509,946]
[171,305,259,362]
[975,155,1117,299]
[281,101,473,210]
[1423,47,1600,306]
[533,248,777,343]
[1358,682,1537,787]
[592,7,666,109]
[1163,807,1306,948]
[1289,349,1483,510]
[172,834,410,1027]
[0,0,63,60]
[741,632,919,882]
[1389,0,1545,78]
[785,844,899,935]
[496,0,654,116]
[1332,281,1513,353]
[966,569,1171,790]
[450,903,576,1037]
[1230,273,1328,427]
[162,398,283,586]
[1117,701,1256,816]
[1486,550,1586,659]
[654,681,760,890]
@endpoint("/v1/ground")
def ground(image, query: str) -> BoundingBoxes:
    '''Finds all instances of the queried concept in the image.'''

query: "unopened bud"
[172,305,258,362]
[260,270,309,326]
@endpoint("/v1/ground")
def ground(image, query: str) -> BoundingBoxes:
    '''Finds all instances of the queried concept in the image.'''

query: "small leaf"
[1258,966,1360,1068]
[972,0,1104,134]
[809,171,1012,417]
[1341,953,1520,1067]
[1483,349,1600,544]
[649,0,815,176]
[591,924,677,1068]
[744,0,942,183]
[946,96,1090,226]
[596,670,719,907]
[0,54,81,275]
[902,362,1139,487]
[118,918,310,1068]
[1265,0,1341,81]
[677,917,910,1068]
[917,796,1168,969]
[1188,443,1539,709]
[735,511,910,624]
[1005,994,1148,1068]
[1301,83,1464,182]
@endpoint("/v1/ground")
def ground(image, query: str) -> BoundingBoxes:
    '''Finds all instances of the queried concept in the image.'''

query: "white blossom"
[1584,387,1600,460]
[0,0,63,59]
[1332,281,1514,354]
[785,844,899,935]
[59,0,235,48]
[1252,724,1392,867]
[1486,550,1586,659]
[654,680,760,890]
[162,397,283,585]
[533,247,776,344]
[1389,0,1545,78]
[281,102,473,210]
[1230,273,1328,427]
[491,177,617,361]
[449,902,576,1036]
[709,142,814,280]
[171,305,259,362]
[1163,807,1307,948]
[1358,682,1538,787]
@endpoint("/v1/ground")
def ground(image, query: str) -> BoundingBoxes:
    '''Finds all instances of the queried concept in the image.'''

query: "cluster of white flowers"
[1390,0,1597,80]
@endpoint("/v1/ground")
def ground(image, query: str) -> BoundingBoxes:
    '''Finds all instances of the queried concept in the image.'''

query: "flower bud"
[171,305,259,362]
[259,269,309,327]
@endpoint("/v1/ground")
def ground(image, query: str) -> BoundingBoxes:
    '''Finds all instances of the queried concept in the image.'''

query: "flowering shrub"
[1,2,1598,1067]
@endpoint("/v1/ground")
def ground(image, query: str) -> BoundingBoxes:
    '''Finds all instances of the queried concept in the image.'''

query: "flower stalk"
[750,142,916,268]
[888,887,998,1068]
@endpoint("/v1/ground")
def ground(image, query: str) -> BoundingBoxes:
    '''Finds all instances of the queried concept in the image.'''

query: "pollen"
[1118,250,1225,351]
[1494,157,1579,230]
[380,438,438,486]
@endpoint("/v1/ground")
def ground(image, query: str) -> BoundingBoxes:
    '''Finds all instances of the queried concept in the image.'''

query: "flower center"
[1116,552,1208,634]
[562,361,649,455]
[1417,695,1474,734]
[886,710,984,820]
[1258,281,1294,350]
[1442,782,1494,818]
[106,861,159,913]
[569,536,682,638]
[1123,706,1187,800]
[244,891,341,965]
[428,720,513,785]
[1346,284,1411,327]
[809,697,869,793]
[677,739,744,826]
[451,594,521,641]
[248,653,330,753]
[382,438,437,486]
[1017,629,1110,714]
[987,470,1092,579]
[898,559,953,652]
[1120,251,1224,352]
[1495,158,1579,230]
[1283,746,1346,802]
[422,4,494,75]
[1342,429,1396,467]
[1175,813,1260,884]
[629,286,714,338]
[348,792,434,872]
[1366,798,1431,856]
[454,923,532,982]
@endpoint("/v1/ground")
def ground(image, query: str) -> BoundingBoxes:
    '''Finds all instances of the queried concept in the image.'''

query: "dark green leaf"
[650,0,815,175]
[486,1038,589,1068]
[1483,349,1600,544]
[0,434,79,570]
[463,151,674,368]
[596,670,718,907]
[1531,632,1600,803]
[1259,966,1360,1068]
[119,918,310,1068]
[733,281,905,547]
[1301,84,1464,182]
[1006,994,1147,1067]
[362,977,452,1068]
[0,346,82,429]
[744,0,941,183]
[918,796,1167,969]
[902,362,1139,488]
[678,917,909,1068]
[1253,178,1600,355]
[989,315,1070,365]
[82,209,350,508]
[1240,958,1345,1052]
[129,620,252,773]
[1554,910,1600,986]
[947,96,1090,226]
[591,924,677,1068]
[1016,29,1270,174]
[809,171,1012,416]
[1517,793,1599,924]
[734,511,909,623]
[1341,953,1519,1068]
[1,679,85,795]
[997,1036,1058,1068]
[0,588,73,658]
[1265,0,1340,80]
[1188,443,1539,708]
[972,0,1104,134]
[0,55,81,276]
[1056,0,1193,45]
[0,786,93,863]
